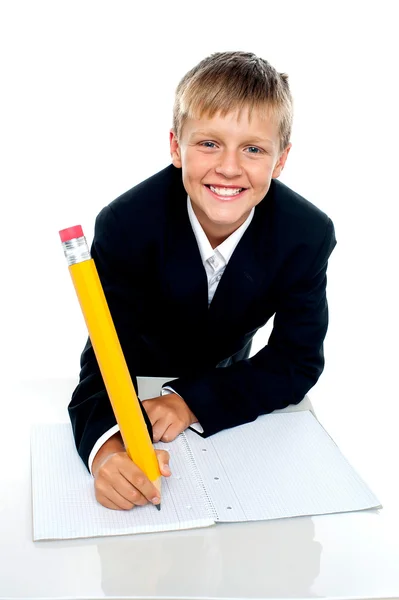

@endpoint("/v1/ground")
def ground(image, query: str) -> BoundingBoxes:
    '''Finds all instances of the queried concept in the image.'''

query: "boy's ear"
[170,130,182,168]
[272,143,292,178]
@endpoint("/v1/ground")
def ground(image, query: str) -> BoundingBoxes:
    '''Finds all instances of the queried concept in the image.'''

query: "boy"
[69,51,336,511]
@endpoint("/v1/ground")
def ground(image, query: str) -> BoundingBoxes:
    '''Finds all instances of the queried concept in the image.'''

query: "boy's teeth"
[209,185,243,196]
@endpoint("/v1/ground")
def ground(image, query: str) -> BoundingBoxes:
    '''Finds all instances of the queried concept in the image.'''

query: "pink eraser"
[59,225,84,242]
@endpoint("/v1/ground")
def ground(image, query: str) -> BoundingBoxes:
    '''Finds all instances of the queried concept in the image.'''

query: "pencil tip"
[155,503,161,511]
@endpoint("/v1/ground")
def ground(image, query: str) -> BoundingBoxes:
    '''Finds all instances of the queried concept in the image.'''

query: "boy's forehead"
[193,104,273,124]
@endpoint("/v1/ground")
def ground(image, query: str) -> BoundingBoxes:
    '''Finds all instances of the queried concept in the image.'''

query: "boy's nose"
[215,151,243,178]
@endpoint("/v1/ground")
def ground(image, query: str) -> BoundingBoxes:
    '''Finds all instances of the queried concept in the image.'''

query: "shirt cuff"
[88,424,121,476]
[161,387,204,434]
[161,386,179,396]
[189,421,204,434]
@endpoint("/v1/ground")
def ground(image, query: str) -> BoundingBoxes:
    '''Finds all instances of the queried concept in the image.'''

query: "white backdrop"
[1,0,398,421]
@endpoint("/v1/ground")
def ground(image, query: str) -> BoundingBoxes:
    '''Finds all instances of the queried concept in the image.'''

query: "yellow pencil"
[59,225,161,508]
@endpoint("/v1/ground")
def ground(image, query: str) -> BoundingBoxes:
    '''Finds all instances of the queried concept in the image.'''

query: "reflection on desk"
[97,518,322,598]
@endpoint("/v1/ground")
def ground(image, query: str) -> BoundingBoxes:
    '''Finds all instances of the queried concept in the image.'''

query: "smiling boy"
[69,51,336,511]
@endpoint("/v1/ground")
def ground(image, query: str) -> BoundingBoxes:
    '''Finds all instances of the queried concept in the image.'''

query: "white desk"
[1,377,398,600]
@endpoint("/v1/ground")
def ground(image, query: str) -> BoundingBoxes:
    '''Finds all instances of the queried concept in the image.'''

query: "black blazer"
[69,164,336,469]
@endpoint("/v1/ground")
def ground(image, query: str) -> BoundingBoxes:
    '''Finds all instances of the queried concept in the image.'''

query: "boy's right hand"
[92,432,171,510]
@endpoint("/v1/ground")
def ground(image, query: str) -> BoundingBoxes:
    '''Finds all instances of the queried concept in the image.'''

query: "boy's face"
[170,106,291,246]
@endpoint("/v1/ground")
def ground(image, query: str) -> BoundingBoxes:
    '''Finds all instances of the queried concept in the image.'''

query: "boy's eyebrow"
[190,130,275,147]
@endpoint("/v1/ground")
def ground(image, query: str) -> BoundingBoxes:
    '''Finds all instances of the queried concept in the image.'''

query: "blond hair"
[172,51,293,154]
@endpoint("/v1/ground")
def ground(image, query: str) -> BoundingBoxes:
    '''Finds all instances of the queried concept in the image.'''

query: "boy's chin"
[206,209,248,226]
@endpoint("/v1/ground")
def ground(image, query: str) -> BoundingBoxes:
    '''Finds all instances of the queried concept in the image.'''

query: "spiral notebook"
[30,410,381,541]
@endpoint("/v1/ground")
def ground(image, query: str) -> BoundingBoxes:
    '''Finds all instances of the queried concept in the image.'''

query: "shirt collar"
[187,196,255,265]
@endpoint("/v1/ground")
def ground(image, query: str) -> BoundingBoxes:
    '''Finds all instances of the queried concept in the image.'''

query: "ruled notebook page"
[184,410,381,522]
[31,424,214,541]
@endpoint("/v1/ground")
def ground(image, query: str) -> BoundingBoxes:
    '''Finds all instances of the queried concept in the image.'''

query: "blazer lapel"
[161,171,209,328]
[207,195,275,328]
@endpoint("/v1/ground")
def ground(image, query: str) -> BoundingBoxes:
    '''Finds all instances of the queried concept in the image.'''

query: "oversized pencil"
[59,225,161,506]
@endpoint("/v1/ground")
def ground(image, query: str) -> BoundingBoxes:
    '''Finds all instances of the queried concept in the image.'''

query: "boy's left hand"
[142,394,198,443]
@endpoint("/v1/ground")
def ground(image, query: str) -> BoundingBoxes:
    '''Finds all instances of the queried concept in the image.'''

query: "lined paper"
[31,425,213,540]
[185,411,381,522]
[31,411,381,541]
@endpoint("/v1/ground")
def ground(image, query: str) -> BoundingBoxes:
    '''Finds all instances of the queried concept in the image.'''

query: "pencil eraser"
[59,225,84,242]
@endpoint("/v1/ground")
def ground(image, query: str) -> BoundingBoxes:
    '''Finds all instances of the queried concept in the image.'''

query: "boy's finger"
[152,418,170,443]
[113,475,148,506]
[96,484,136,511]
[142,398,162,424]
[119,461,161,505]
[97,495,124,511]
[161,423,183,443]
[155,449,171,476]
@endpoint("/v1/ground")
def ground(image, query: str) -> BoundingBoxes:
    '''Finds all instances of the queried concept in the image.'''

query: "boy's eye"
[200,142,264,154]
[246,146,262,154]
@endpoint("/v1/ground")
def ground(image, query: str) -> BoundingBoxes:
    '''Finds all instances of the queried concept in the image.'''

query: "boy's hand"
[92,432,171,510]
[142,393,198,443]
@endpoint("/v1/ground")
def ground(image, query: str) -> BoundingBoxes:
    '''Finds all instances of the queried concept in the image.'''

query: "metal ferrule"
[62,236,91,266]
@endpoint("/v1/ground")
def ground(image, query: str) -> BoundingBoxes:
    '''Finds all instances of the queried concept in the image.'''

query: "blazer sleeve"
[68,205,153,470]
[168,218,337,437]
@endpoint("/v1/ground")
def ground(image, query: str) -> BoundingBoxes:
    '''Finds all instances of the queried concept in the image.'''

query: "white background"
[0,0,398,420]
[1,4,399,597]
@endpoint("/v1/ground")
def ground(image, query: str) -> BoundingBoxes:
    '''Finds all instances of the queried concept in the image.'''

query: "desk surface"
[1,377,398,600]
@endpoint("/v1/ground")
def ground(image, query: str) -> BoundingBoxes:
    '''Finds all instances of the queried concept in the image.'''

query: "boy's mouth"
[204,184,247,200]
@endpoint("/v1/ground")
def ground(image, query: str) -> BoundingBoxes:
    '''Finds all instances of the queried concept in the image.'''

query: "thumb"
[155,449,171,477]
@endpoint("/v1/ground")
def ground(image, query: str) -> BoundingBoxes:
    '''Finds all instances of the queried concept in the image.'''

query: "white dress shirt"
[186,195,255,304]
[88,196,255,474]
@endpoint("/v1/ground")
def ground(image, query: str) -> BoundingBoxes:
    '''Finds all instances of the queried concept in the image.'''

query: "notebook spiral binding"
[179,432,219,521]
